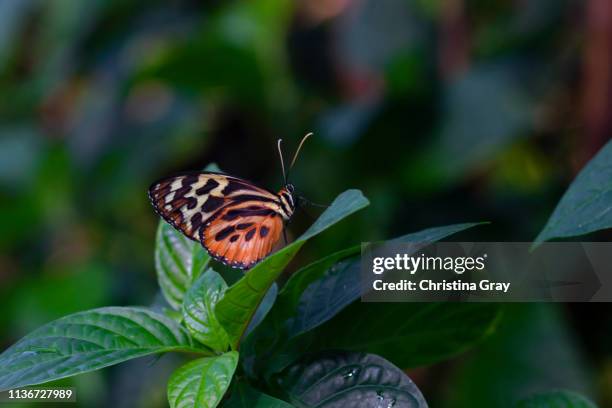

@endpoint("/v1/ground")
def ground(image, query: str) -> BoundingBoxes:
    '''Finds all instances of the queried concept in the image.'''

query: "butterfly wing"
[202,202,284,268]
[148,172,285,269]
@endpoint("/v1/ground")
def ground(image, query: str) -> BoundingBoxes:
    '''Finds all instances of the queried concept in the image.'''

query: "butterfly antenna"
[285,132,313,182]
[289,132,313,170]
[277,138,287,184]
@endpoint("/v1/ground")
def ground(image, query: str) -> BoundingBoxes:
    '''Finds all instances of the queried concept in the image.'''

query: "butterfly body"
[149,172,297,269]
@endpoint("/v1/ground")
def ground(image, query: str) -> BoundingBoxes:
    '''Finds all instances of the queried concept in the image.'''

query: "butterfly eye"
[286,184,295,194]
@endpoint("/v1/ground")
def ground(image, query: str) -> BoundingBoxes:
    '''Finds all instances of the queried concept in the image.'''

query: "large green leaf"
[310,302,501,369]
[0,307,204,391]
[224,381,294,408]
[277,351,427,407]
[168,351,239,408]
[244,283,278,339]
[156,220,211,310]
[215,189,369,349]
[277,247,360,316]
[516,390,597,408]
[280,222,485,337]
[182,269,229,351]
[535,139,612,244]
[253,304,501,382]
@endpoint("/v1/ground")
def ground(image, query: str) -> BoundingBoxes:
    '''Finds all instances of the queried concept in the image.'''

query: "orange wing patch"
[201,204,284,269]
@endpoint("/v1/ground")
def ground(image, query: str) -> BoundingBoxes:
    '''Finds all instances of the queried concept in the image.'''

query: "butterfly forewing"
[148,172,288,269]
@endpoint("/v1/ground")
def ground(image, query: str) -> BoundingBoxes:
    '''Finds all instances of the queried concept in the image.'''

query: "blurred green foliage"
[1,0,612,406]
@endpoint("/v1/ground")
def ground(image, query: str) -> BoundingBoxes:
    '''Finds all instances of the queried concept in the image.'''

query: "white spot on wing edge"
[170,178,183,191]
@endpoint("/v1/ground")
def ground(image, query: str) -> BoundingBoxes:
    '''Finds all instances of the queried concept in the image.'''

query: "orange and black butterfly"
[148,133,312,269]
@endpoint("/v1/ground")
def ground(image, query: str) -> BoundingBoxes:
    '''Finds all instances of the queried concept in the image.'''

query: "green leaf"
[281,222,486,336]
[278,247,360,315]
[0,307,203,391]
[168,351,239,408]
[310,302,501,368]
[387,222,487,244]
[516,390,597,408]
[182,269,230,351]
[244,284,278,339]
[535,139,612,244]
[156,220,211,310]
[205,163,222,173]
[277,351,427,407]
[215,189,369,349]
[224,381,294,408]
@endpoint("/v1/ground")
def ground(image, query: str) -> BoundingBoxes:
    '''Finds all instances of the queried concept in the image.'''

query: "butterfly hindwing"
[202,202,284,269]
[148,172,286,269]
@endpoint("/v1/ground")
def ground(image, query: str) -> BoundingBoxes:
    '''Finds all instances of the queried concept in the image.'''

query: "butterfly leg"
[299,196,330,208]
[283,228,289,245]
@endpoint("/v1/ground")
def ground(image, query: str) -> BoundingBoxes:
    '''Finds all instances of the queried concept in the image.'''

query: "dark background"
[1,0,612,406]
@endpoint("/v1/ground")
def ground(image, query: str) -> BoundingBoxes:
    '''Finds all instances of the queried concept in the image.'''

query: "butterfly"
[148,133,312,270]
